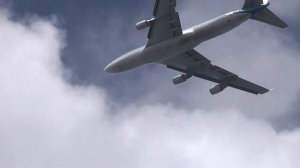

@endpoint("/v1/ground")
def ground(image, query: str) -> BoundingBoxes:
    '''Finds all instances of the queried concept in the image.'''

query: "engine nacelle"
[136,18,155,30]
[172,74,192,85]
[210,84,227,95]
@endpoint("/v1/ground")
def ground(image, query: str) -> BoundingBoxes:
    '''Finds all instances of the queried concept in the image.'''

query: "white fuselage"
[104,12,251,73]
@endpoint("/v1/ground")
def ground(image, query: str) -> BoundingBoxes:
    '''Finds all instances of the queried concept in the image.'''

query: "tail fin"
[243,0,264,9]
[243,0,288,28]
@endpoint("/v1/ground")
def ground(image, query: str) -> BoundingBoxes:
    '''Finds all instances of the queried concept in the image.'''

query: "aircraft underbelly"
[105,13,250,73]
[192,13,250,42]
[142,13,250,63]
[142,33,196,63]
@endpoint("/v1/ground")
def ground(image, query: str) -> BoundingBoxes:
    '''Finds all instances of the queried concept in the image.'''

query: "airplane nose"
[104,62,121,73]
[104,64,114,73]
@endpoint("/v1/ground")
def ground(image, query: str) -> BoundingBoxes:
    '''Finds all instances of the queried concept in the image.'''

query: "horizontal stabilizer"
[251,8,288,28]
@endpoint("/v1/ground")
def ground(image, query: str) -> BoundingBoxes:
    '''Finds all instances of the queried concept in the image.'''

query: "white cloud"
[0,5,300,168]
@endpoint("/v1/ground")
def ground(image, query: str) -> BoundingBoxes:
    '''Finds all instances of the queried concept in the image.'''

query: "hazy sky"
[0,0,300,168]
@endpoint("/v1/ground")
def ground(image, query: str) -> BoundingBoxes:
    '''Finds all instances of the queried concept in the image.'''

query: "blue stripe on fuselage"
[233,3,270,15]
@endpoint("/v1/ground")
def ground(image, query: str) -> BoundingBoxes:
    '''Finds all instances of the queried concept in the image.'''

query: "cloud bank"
[0,5,300,168]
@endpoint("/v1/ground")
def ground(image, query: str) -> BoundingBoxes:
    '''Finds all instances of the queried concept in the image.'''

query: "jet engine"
[172,74,192,85]
[136,18,155,30]
[210,84,227,95]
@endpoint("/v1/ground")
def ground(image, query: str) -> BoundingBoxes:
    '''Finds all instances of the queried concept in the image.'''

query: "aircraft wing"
[161,50,269,95]
[147,0,182,47]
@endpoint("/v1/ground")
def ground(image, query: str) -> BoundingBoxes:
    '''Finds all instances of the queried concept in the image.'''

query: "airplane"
[104,0,288,95]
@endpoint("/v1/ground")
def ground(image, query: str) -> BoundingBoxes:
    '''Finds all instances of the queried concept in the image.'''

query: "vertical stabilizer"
[243,0,264,9]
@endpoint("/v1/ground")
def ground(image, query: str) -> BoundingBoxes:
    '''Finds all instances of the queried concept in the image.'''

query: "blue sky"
[1,0,300,167]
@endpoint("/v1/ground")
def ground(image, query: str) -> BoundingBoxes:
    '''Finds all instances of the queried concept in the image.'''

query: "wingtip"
[259,88,274,95]
[281,23,289,29]
[258,88,270,95]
